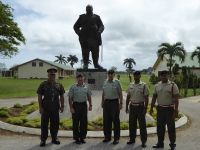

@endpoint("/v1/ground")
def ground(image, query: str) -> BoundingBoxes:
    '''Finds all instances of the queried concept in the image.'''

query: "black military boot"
[152,143,164,148]
[169,143,176,150]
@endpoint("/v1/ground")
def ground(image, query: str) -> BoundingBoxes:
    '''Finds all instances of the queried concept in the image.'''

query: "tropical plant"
[123,58,136,82]
[54,54,67,64]
[157,42,186,76]
[172,63,180,76]
[80,59,92,67]
[67,55,78,68]
[191,46,200,66]
[110,66,117,72]
[0,1,26,57]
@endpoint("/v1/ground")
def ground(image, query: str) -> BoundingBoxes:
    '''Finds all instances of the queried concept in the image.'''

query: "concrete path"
[0,96,200,149]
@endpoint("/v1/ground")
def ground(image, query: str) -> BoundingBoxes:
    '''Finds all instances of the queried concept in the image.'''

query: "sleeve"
[73,15,82,35]
[37,83,43,95]
[173,84,179,95]
[59,84,65,96]
[68,86,74,98]
[144,84,149,96]
[97,16,104,33]
[116,80,122,92]
[153,85,157,96]
[87,87,92,96]
[127,84,131,95]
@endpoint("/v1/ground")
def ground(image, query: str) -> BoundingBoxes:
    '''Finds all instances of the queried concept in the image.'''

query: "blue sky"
[2,0,200,70]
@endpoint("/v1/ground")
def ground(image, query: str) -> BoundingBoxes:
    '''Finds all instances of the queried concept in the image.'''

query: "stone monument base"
[76,68,107,90]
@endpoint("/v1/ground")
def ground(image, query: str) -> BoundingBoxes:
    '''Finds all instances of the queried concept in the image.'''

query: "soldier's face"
[48,73,56,81]
[134,75,141,82]
[77,76,84,84]
[108,73,114,80]
[160,74,168,82]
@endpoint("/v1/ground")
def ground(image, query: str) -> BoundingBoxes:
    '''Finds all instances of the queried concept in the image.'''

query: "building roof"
[10,58,75,71]
[153,52,200,69]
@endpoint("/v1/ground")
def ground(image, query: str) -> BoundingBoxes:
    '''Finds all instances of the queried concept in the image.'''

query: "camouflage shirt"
[37,81,65,111]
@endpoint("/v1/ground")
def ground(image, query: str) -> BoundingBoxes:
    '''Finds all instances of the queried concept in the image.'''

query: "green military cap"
[134,71,141,76]
[47,68,57,74]
[160,70,168,75]
[108,69,115,74]
[76,73,84,78]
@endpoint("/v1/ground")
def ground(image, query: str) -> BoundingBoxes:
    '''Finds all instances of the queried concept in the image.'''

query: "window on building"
[32,62,36,67]
[39,62,43,67]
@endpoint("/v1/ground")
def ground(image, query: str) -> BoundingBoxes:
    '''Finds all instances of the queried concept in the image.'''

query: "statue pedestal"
[76,69,107,90]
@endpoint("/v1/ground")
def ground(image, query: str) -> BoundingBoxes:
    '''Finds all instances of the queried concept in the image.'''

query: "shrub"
[0,107,9,111]
[60,119,73,130]
[13,103,23,108]
[24,118,41,128]
[7,117,24,125]
[0,110,10,117]
[22,103,38,114]
[88,125,95,131]
[120,122,129,130]
[92,117,103,126]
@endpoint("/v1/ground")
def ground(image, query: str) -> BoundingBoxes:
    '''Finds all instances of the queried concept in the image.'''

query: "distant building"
[0,62,6,77]
[10,58,75,79]
[153,52,200,76]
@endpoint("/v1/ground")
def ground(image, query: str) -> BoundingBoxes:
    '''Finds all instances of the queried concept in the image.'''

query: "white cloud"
[2,0,200,70]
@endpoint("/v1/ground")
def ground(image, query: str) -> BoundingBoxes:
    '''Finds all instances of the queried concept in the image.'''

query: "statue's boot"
[94,63,104,70]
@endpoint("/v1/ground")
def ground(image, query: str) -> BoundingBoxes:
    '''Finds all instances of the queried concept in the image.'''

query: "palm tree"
[67,55,78,68]
[54,54,67,64]
[123,58,136,82]
[80,59,92,67]
[157,42,186,76]
[191,46,200,66]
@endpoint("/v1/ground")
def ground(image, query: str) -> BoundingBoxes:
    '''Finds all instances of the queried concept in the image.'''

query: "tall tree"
[123,58,136,82]
[0,1,25,57]
[54,54,67,64]
[191,46,200,66]
[67,55,78,68]
[157,42,186,76]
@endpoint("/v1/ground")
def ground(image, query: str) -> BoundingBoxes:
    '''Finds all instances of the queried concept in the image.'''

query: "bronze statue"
[74,5,104,70]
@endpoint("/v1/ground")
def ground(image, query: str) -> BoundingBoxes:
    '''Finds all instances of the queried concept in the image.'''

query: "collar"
[76,83,85,87]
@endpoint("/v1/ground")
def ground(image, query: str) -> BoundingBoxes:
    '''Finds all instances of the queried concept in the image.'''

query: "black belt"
[105,98,118,102]
[73,102,87,105]
[130,102,144,106]
[158,104,174,108]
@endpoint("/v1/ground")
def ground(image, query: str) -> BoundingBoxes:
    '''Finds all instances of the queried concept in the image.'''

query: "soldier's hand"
[70,107,75,114]
[143,108,147,115]
[174,109,179,118]
[125,108,129,114]
[101,102,104,109]
[39,107,43,114]
[149,108,154,115]
[119,103,123,110]
[89,105,92,111]
[60,106,64,113]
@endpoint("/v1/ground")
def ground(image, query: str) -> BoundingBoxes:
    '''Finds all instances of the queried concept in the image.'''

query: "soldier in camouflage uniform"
[74,5,104,69]
[37,68,65,147]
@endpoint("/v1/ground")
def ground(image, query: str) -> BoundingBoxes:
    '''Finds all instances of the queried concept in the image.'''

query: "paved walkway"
[0,96,200,149]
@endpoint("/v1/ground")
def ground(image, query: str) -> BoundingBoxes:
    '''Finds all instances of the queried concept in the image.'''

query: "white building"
[10,58,75,79]
[153,52,200,76]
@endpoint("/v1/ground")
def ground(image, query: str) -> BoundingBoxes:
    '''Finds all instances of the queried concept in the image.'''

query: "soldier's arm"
[60,94,64,109]
[101,91,105,108]
[88,95,92,107]
[97,16,104,33]
[126,94,130,113]
[38,94,43,113]
[73,16,82,35]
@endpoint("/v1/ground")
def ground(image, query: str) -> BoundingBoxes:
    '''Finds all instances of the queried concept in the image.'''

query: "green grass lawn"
[0,74,199,99]
[0,77,75,99]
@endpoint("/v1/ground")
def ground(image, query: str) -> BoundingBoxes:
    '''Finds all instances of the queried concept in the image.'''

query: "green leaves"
[0,1,25,57]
